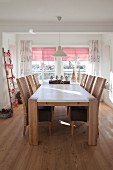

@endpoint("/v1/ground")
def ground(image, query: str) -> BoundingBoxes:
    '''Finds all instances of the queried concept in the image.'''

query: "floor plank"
[0,102,113,170]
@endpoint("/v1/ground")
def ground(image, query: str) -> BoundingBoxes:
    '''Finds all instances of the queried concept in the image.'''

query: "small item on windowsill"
[71,67,76,82]
[49,79,70,84]
[0,108,12,119]
[56,75,59,80]
[65,75,68,81]
[50,75,53,80]
[60,75,63,81]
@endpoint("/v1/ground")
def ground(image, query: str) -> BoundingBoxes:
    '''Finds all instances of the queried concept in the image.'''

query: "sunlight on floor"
[59,120,70,126]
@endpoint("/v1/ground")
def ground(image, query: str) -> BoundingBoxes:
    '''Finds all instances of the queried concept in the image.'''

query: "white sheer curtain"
[89,40,100,75]
[20,40,32,76]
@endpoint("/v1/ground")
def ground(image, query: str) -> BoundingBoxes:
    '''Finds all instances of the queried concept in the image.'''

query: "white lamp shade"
[53,46,67,57]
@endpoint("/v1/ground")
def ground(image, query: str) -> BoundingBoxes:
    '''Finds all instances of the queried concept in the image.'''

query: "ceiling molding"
[0,0,13,2]
[0,21,113,33]
[0,21,113,26]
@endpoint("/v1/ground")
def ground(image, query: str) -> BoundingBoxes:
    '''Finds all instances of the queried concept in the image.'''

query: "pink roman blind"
[62,48,89,61]
[32,48,56,61]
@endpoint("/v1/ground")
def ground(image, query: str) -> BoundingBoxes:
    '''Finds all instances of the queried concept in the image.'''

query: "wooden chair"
[69,77,106,136]
[26,75,37,95]
[67,75,88,115]
[92,77,106,108]
[80,74,88,88]
[16,77,53,136]
[32,73,41,89]
[85,75,95,93]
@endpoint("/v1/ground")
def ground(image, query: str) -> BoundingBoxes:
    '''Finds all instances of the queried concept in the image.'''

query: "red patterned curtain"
[20,40,32,76]
[62,48,89,61]
[32,48,56,61]
[89,40,100,75]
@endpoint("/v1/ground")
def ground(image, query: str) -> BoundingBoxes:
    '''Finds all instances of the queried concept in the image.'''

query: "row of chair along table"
[16,73,106,139]
[16,74,53,136]
[68,74,106,136]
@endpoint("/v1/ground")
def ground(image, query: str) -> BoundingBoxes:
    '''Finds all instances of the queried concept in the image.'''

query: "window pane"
[62,48,89,80]
[43,61,55,80]
[32,61,42,80]
[32,48,56,81]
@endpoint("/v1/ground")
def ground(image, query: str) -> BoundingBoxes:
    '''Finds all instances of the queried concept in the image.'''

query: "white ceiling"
[0,0,113,34]
[0,0,113,23]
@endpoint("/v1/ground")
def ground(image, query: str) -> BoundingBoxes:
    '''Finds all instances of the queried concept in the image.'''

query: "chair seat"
[70,107,87,122]
[27,106,52,122]
[38,106,52,122]
[38,106,51,111]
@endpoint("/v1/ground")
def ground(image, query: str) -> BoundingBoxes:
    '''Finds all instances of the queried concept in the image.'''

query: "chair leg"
[97,119,99,137]
[52,106,54,115]
[97,126,99,137]
[67,108,71,124]
[48,122,52,136]
[23,126,26,136]
[71,121,74,136]
[67,106,69,116]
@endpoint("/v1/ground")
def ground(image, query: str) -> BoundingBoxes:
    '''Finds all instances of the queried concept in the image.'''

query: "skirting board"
[102,89,113,109]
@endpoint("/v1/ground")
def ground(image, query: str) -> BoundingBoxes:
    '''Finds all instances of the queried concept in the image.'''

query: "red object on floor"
[13,99,18,108]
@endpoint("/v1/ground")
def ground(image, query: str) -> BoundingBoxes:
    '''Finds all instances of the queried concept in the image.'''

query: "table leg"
[28,99,38,145]
[88,98,98,146]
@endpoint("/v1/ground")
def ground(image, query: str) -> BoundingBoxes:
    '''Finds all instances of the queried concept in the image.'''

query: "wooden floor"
[0,102,113,170]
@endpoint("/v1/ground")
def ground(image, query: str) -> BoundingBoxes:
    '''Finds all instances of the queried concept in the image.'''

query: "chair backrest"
[32,73,41,89]
[85,75,95,93]
[16,77,30,126]
[80,74,88,88]
[92,77,106,103]
[26,75,37,95]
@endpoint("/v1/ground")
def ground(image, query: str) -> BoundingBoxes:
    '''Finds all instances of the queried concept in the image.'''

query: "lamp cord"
[57,16,62,47]
[59,32,60,46]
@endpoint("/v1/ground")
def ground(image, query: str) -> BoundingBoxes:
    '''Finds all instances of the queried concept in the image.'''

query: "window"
[32,47,89,82]
[32,48,56,81]
[62,48,89,78]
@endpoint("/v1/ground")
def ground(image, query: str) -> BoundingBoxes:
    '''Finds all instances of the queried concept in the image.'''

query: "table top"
[30,84,95,103]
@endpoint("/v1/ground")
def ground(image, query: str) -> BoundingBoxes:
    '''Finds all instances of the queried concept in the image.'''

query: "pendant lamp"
[53,16,67,57]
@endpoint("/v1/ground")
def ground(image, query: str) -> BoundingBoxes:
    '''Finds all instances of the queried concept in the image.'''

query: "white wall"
[0,32,3,109]
[101,34,113,82]
[101,34,113,108]
[0,33,16,110]
[16,34,101,46]
[0,31,112,109]
[3,33,17,76]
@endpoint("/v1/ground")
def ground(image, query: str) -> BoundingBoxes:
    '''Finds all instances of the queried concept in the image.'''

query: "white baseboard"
[102,89,113,109]
[103,100,113,109]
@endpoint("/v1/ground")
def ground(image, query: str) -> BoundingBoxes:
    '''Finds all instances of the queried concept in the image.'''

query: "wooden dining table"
[28,84,98,146]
